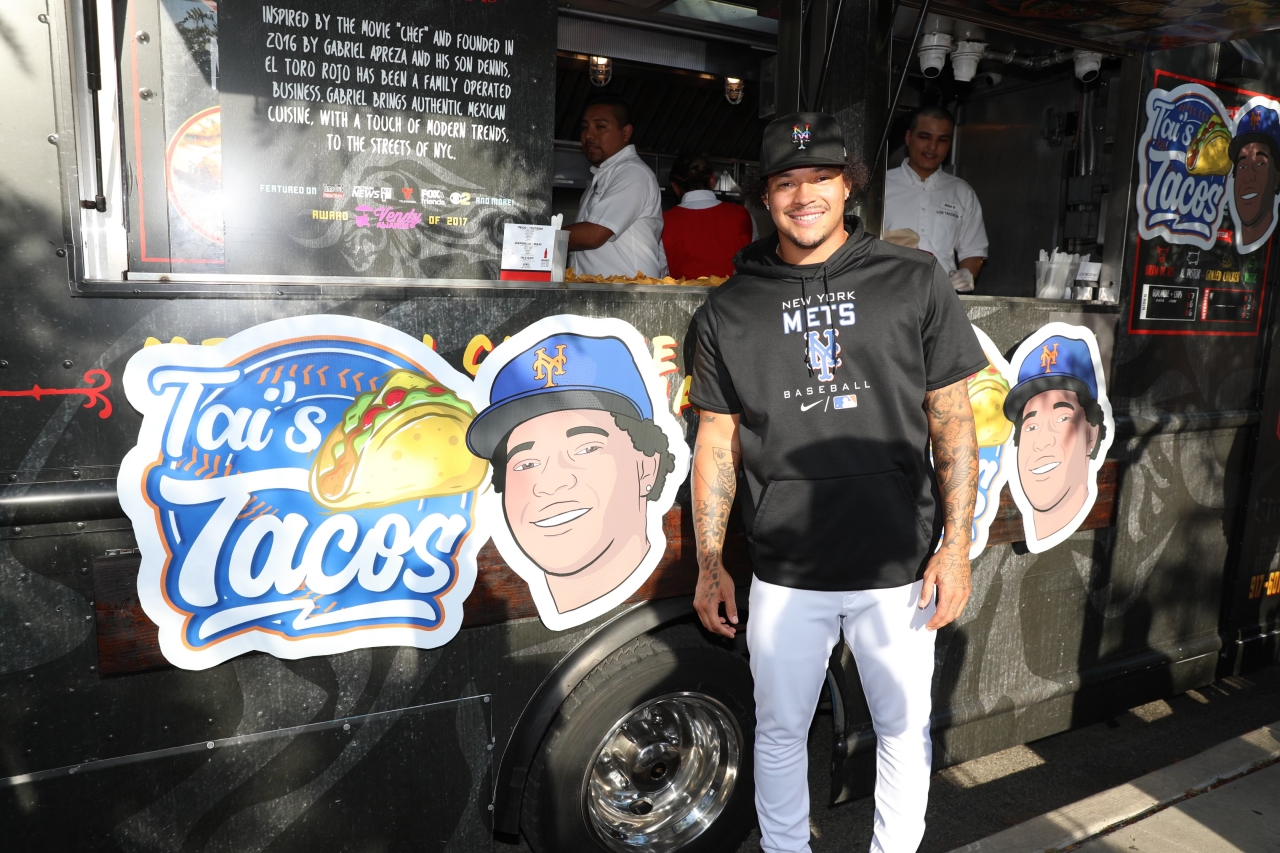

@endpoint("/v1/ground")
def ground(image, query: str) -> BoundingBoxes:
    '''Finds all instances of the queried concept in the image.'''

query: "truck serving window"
[87,0,554,285]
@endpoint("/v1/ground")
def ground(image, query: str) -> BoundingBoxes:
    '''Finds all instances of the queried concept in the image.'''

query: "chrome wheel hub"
[583,693,741,852]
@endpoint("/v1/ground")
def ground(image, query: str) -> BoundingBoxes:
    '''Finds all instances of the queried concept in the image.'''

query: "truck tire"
[522,624,756,853]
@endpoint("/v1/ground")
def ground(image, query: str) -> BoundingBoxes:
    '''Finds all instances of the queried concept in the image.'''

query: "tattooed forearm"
[925,379,978,550]
[692,415,742,579]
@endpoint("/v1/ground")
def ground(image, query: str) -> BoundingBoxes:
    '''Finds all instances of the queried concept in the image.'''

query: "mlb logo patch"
[833,395,857,409]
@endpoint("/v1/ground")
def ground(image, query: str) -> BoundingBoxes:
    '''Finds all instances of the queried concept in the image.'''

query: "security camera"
[918,15,953,79]
[1074,50,1102,82]
[951,40,986,82]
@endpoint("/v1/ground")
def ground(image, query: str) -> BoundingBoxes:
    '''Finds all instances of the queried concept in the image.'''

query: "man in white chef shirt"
[884,105,988,292]
[567,94,668,278]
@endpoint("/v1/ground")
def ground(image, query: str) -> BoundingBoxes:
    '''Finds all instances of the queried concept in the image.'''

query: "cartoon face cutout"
[1233,141,1280,244]
[1003,324,1114,553]
[468,317,690,631]
[501,408,659,612]
[1015,388,1101,541]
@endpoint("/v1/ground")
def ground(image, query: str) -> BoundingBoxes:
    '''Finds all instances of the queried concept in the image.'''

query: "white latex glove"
[949,267,975,293]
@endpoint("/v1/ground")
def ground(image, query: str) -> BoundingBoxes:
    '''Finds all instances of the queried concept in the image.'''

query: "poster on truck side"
[1131,71,1275,335]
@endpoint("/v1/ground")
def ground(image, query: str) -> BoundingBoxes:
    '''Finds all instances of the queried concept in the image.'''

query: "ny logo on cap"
[792,123,811,149]
[532,344,568,388]
[1040,343,1059,373]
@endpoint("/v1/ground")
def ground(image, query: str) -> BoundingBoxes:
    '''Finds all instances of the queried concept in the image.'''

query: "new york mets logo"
[804,328,841,382]
[533,344,568,388]
[792,123,811,149]
[1041,343,1059,373]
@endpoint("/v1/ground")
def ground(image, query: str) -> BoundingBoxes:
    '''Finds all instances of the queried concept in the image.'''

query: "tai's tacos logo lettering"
[118,316,490,670]
[1137,84,1230,248]
[1137,82,1280,254]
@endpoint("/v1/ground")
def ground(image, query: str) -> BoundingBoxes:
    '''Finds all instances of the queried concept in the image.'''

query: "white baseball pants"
[747,576,938,853]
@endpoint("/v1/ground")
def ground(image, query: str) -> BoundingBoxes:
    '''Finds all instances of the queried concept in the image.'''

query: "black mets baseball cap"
[760,112,848,177]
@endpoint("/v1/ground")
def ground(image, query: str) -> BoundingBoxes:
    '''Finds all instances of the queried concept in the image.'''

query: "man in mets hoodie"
[689,112,985,853]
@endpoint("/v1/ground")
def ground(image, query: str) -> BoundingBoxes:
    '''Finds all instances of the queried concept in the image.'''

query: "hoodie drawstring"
[800,273,815,377]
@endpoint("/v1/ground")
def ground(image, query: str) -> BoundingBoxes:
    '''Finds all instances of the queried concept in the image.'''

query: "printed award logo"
[118,315,490,670]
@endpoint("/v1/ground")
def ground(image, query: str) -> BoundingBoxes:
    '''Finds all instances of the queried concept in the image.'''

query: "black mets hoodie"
[690,217,986,591]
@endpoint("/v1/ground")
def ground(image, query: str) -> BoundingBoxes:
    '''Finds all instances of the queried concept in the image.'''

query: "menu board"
[1129,71,1273,336]
[215,0,554,279]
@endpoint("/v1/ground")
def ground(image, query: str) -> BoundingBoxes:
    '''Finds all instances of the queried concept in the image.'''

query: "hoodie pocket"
[750,471,929,576]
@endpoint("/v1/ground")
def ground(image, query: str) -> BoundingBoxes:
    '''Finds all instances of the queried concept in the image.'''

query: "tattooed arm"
[692,411,743,638]
[921,377,979,630]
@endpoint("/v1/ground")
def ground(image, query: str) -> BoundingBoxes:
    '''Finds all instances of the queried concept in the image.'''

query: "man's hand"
[920,543,972,630]
[949,267,975,292]
[923,376,978,631]
[692,411,742,638]
[694,558,738,638]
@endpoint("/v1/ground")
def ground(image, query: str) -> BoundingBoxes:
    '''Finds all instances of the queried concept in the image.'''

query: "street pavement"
[1072,760,1280,853]
[732,664,1280,853]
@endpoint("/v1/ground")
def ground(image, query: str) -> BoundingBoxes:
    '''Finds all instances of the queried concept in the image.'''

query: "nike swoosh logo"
[800,399,824,411]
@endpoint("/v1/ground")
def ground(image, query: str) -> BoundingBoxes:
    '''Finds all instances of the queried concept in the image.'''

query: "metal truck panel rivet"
[63,360,73,368]
[0,361,7,369]
[72,470,81,478]
[136,30,149,43]
[47,134,58,144]
[486,743,493,750]
[139,88,155,101]
[343,723,351,731]
[488,804,494,811]
[38,13,48,23]
[14,527,22,534]
[483,696,490,703]
[206,741,215,749]
[77,522,85,529]
[85,615,91,621]
[55,249,66,258]
[24,622,31,627]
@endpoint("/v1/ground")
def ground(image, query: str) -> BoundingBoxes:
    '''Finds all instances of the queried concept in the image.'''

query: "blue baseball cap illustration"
[1231,103,1280,163]
[1003,334,1100,423]
[466,333,654,459]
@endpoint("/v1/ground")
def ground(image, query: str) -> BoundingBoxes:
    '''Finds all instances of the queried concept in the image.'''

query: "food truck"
[3,1,1280,851]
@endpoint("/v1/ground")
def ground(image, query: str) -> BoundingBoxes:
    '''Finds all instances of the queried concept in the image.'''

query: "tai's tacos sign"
[118,316,491,670]
[1137,82,1280,254]
[119,314,688,669]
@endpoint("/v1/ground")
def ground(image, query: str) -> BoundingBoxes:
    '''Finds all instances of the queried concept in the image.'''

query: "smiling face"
[1234,142,1280,242]
[502,409,656,584]
[1016,389,1099,539]
[580,105,632,167]
[766,166,849,257]
[905,115,953,179]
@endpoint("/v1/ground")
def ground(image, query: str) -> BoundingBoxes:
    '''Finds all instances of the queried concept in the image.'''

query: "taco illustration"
[968,363,1013,447]
[309,370,488,510]
[1187,113,1232,176]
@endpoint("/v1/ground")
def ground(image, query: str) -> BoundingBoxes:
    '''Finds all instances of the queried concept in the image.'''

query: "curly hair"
[489,412,676,499]
[741,155,871,210]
